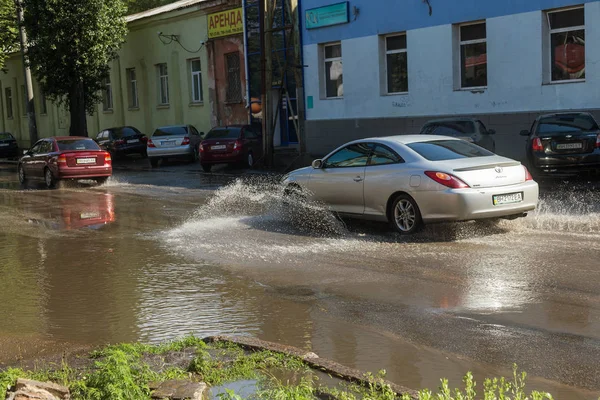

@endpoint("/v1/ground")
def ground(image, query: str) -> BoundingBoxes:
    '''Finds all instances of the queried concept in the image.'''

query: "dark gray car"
[420,118,496,152]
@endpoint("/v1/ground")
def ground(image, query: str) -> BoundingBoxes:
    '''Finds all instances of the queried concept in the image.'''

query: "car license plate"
[211,145,226,150]
[0,143,8,147]
[76,158,96,164]
[556,142,583,150]
[493,192,523,206]
[127,139,139,144]
[161,140,176,147]
[80,211,100,219]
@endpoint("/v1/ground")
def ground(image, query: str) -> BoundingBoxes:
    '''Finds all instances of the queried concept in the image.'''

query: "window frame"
[225,52,242,103]
[323,143,372,169]
[546,6,585,84]
[102,76,113,111]
[126,68,139,109]
[383,33,408,95]
[367,143,405,166]
[323,42,343,99]
[157,63,170,105]
[5,87,13,119]
[458,21,487,90]
[190,58,203,103]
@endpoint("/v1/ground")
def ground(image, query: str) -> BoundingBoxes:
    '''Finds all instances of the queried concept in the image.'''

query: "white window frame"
[157,63,169,105]
[102,76,113,111]
[384,33,408,95]
[126,68,139,109]
[190,58,203,103]
[458,21,487,90]
[323,42,343,99]
[546,6,585,84]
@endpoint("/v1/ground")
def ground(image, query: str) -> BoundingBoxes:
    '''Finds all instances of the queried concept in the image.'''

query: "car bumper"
[114,143,146,155]
[200,151,244,164]
[56,166,112,179]
[417,181,539,223]
[531,152,600,174]
[147,145,193,159]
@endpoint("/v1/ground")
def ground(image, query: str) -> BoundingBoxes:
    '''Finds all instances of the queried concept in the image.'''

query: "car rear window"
[0,133,14,140]
[537,114,599,135]
[112,127,139,139]
[422,121,475,135]
[407,140,493,161]
[153,126,188,137]
[56,139,100,151]
[205,128,241,140]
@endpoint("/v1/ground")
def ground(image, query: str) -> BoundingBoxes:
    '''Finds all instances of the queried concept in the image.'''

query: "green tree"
[22,0,127,136]
[0,0,18,71]
[127,0,177,14]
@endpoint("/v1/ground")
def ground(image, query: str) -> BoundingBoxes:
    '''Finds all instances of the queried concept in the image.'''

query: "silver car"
[147,125,203,168]
[282,135,539,234]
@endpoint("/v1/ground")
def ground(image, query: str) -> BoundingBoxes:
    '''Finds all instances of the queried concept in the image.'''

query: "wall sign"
[305,2,349,30]
[208,7,243,38]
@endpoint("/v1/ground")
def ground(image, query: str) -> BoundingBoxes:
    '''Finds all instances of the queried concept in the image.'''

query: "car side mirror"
[519,130,530,136]
[199,132,205,139]
[22,149,29,155]
[312,159,323,169]
[488,129,496,135]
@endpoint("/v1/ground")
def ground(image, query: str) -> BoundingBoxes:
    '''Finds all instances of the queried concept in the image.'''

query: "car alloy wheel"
[247,152,254,167]
[18,165,26,184]
[44,168,56,189]
[391,194,422,234]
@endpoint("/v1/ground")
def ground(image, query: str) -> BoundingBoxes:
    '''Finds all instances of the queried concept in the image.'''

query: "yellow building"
[0,0,246,149]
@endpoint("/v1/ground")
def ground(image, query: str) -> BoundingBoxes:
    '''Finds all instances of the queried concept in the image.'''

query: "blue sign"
[305,2,349,29]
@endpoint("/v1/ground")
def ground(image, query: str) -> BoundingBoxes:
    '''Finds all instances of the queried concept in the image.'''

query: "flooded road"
[1,162,599,399]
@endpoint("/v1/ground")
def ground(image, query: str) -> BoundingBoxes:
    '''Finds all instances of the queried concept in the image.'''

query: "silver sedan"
[282,135,539,234]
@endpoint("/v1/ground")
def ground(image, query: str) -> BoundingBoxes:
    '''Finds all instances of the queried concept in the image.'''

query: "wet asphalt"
[0,157,599,399]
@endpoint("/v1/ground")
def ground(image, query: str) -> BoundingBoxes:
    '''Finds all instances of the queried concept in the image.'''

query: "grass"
[0,337,574,400]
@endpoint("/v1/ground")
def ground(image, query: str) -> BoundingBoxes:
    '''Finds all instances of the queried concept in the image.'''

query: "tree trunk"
[69,81,87,136]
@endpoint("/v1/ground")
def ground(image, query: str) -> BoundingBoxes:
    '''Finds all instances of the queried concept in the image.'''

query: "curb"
[204,335,419,399]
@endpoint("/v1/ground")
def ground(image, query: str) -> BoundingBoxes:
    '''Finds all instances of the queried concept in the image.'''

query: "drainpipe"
[242,0,251,123]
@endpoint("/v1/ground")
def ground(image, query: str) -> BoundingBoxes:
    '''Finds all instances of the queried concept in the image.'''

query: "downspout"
[242,0,251,123]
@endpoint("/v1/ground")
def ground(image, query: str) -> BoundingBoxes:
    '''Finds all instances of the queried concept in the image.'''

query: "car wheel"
[149,158,159,168]
[141,150,148,159]
[44,168,57,189]
[190,146,199,163]
[201,164,211,173]
[247,152,254,168]
[96,177,109,185]
[18,164,26,184]
[390,194,422,234]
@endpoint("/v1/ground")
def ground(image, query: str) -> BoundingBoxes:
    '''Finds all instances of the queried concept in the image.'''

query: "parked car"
[0,132,19,159]
[199,125,262,172]
[18,136,112,189]
[420,118,496,152]
[95,126,147,158]
[520,112,600,176]
[282,135,538,234]
[147,125,203,168]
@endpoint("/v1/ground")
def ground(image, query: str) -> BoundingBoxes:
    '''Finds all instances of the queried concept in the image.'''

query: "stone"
[150,380,207,400]
[5,378,70,400]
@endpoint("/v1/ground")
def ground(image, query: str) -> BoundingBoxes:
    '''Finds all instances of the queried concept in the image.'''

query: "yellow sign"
[208,8,243,39]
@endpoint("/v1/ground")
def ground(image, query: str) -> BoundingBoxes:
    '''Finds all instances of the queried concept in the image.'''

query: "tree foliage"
[127,0,178,14]
[22,0,128,135]
[0,0,18,71]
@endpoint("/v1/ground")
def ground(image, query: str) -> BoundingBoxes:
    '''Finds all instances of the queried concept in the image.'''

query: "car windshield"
[153,126,188,137]
[0,133,14,140]
[112,127,139,139]
[56,139,100,151]
[407,140,493,161]
[205,128,241,140]
[537,114,599,136]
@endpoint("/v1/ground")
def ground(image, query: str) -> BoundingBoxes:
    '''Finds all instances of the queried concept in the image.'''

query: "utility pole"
[15,0,38,144]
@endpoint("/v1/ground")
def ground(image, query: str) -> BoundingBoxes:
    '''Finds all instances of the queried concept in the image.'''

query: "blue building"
[300,0,600,160]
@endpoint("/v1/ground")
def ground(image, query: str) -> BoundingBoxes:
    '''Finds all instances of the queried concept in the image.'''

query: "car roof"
[156,125,188,129]
[353,134,461,146]
[537,112,594,119]
[51,136,91,140]
[105,126,138,130]
[423,117,478,124]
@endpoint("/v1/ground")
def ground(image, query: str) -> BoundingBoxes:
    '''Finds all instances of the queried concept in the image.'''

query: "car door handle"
[353,176,363,182]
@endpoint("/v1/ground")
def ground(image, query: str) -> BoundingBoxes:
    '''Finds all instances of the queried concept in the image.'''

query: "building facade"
[0,0,248,149]
[300,0,600,161]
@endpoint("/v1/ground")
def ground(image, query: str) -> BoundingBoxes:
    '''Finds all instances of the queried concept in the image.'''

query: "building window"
[102,76,113,111]
[548,7,585,82]
[385,34,408,94]
[324,42,343,98]
[459,22,487,88]
[40,89,47,115]
[157,63,169,105]
[5,88,13,119]
[126,68,138,108]
[21,85,27,115]
[225,52,242,103]
[190,58,203,103]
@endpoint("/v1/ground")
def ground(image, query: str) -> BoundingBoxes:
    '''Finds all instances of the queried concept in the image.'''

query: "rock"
[5,378,70,400]
[150,380,208,400]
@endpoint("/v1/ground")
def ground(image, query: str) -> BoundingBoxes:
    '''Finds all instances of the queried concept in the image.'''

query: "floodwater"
[1,164,599,399]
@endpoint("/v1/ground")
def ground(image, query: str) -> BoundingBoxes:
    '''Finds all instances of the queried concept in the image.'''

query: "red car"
[199,125,262,172]
[18,136,112,189]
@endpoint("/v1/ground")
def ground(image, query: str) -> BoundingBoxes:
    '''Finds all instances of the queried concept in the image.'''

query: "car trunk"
[538,131,598,155]
[202,138,238,153]
[152,135,186,148]
[63,151,105,167]
[436,156,525,188]
[115,132,146,147]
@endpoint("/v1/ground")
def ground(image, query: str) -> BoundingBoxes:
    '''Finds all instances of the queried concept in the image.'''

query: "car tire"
[141,150,148,159]
[190,146,199,163]
[44,168,57,189]
[247,152,254,168]
[18,164,26,184]
[96,177,109,185]
[389,194,423,235]
[149,158,159,168]
[201,164,211,173]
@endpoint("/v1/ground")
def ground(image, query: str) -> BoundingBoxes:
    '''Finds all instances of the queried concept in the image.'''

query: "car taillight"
[532,137,544,152]
[147,139,156,148]
[233,139,242,150]
[523,165,533,181]
[57,155,67,165]
[425,171,470,189]
[104,152,112,164]
[199,143,205,152]
[596,133,600,149]
[181,137,190,145]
